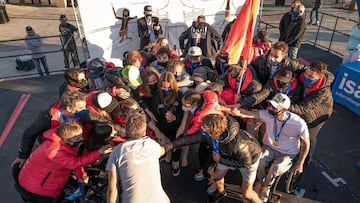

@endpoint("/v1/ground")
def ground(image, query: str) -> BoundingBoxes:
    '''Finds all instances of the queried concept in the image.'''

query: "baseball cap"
[191,66,208,82]
[268,93,291,109]
[95,92,119,113]
[144,5,152,12]
[188,46,202,57]
[59,14,67,19]
[121,65,143,87]
[87,58,106,79]
[25,26,33,31]
[198,15,205,20]
[274,68,293,84]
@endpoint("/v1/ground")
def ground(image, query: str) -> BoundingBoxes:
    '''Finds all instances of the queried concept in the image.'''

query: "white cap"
[96,92,118,112]
[188,46,202,56]
[268,93,291,109]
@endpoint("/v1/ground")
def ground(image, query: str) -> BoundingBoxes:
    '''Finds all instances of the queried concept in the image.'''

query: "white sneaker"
[259,186,270,202]
[171,161,180,176]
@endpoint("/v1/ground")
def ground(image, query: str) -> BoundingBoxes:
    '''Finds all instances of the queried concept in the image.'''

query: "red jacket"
[187,90,223,135]
[50,102,62,128]
[19,129,100,198]
[219,70,253,105]
[249,40,270,62]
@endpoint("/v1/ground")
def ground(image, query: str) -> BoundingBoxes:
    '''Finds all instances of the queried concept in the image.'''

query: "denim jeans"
[288,46,299,59]
[310,7,319,22]
[33,56,50,75]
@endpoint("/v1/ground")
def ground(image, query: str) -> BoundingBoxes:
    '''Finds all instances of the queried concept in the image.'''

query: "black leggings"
[198,142,215,179]
[305,122,326,166]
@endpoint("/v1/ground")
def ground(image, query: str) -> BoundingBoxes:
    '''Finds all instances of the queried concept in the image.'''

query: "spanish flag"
[224,0,260,64]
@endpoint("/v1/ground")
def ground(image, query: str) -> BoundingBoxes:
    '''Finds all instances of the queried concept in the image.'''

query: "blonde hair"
[57,122,83,140]
[125,113,147,138]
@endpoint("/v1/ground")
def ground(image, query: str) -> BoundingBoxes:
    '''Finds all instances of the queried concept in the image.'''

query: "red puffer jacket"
[19,128,100,198]
[187,90,223,135]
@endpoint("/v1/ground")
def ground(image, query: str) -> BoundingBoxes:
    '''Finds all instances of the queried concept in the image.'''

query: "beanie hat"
[95,92,119,113]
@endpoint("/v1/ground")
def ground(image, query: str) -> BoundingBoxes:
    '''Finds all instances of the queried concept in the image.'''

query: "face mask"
[220,56,228,63]
[69,140,83,147]
[73,109,88,118]
[182,106,192,112]
[269,57,282,66]
[195,82,209,92]
[190,62,202,71]
[268,109,280,117]
[304,75,318,85]
[230,69,241,78]
[292,12,299,17]
[182,106,198,115]
[174,74,182,81]
[149,83,158,92]
[190,106,197,115]
[276,80,288,88]
[157,61,168,67]
[76,79,88,89]
[162,89,171,96]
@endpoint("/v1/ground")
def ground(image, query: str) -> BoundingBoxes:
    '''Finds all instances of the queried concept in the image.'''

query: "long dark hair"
[154,71,180,113]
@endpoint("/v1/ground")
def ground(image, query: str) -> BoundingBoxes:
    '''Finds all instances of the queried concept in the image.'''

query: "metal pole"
[328,17,339,52]
[256,0,264,32]
[71,0,89,60]
[314,13,323,46]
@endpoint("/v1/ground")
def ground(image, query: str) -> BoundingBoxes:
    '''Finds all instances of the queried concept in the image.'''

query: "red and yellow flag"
[223,0,260,64]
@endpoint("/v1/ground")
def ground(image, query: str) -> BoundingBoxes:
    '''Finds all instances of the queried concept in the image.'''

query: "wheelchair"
[61,166,108,203]
[267,156,303,203]
[246,120,303,203]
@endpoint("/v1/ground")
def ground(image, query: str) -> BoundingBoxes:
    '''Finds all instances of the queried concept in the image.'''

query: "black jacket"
[250,53,306,86]
[18,107,124,159]
[314,0,322,8]
[150,90,183,140]
[137,16,163,49]
[179,21,222,58]
[222,19,235,42]
[289,71,334,128]
[219,66,263,97]
[279,11,292,42]
[173,115,261,168]
[281,16,306,48]
[240,75,303,109]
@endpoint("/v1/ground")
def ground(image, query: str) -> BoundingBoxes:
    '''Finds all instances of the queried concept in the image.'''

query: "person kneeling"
[17,122,112,203]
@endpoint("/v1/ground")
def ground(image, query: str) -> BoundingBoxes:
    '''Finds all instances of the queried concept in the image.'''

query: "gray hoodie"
[24,33,44,58]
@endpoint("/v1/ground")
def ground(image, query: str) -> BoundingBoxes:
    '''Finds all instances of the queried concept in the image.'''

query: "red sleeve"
[73,167,87,178]
[49,146,100,170]
[111,86,117,97]
[186,113,202,135]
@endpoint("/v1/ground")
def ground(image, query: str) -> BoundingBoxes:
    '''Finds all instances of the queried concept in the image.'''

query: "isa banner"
[331,62,360,117]
[358,0,360,18]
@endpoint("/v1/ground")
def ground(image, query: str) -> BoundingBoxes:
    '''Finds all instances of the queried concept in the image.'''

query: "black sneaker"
[207,191,227,203]
[171,161,180,177]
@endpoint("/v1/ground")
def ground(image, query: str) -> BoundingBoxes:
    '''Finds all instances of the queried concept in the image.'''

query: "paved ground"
[0,1,360,203]
[0,4,85,80]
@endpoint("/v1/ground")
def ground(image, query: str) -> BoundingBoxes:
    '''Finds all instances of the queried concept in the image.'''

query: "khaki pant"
[256,145,296,187]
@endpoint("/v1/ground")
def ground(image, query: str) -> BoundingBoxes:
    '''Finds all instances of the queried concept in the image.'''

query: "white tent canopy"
[76,0,246,66]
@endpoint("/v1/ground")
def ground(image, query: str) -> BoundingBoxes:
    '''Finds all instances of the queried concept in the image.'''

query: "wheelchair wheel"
[82,168,108,203]
[285,166,303,193]
[267,174,282,203]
